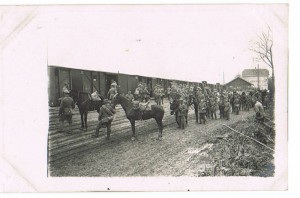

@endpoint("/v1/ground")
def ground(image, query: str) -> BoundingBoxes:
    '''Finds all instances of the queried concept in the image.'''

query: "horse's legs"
[106,121,112,140]
[84,112,88,130]
[186,110,188,125]
[155,117,163,140]
[80,112,84,129]
[175,113,180,127]
[194,105,199,123]
[130,119,136,140]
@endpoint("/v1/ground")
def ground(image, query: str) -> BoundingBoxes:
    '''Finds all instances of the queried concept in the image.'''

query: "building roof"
[225,77,253,86]
[242,69,269,77]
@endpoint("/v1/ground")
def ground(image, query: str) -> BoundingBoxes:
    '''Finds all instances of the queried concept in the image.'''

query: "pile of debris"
[199,115,275,177]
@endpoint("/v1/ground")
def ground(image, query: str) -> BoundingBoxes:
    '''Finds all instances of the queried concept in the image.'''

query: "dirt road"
[50,110,256,177]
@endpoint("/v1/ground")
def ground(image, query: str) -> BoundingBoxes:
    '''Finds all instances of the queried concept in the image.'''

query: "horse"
[111,90,164,140]
[69,90,104,131]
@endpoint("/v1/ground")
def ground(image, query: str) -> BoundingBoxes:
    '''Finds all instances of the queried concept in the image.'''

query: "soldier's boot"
[106,129,111,140]
[92,127,100,138]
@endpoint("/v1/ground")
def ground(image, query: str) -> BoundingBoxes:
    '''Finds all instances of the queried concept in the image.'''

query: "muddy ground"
[50,108,275,177]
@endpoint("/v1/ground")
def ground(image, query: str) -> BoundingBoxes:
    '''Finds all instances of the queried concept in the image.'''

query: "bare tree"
[250,27,274,97]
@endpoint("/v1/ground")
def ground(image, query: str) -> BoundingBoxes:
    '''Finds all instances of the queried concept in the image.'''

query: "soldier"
[167,86,172,100]
[177,98,188,129]
[91,89,102,101]
[154,85,162,105]
[233,94,240,115]
[125,91,134,101]
[62,82,70,97]
[58,90,75,133]
[92,99,116,140]
[254,99,265,123]
[224,97,231,120]
[107,81,118,100]
[219,96,225,119]
[193,87,202,123]
[142,84,150,102]
[134,84,142,101]
[210,97,218,120]
[198,99,207,124]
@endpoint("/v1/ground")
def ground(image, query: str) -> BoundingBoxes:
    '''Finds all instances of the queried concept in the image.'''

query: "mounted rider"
[107,81,118,100]
[91,88,102,102]
[134,82,150,102]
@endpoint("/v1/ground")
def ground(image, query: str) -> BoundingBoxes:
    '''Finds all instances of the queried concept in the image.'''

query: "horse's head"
[111,93,121,109]
[170,99,179,115]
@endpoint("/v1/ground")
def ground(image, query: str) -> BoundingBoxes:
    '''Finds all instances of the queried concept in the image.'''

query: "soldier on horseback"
[107,81,118,100]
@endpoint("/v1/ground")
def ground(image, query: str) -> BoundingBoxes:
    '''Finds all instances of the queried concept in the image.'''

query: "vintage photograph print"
[0,3,288,192]
[47,4,287,180]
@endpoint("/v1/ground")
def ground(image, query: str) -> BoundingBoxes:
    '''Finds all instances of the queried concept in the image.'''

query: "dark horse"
[111,92,164,140]
[69,90,104,131]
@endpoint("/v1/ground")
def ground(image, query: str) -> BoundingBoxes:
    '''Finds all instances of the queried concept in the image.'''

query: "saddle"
[132,101,151,111]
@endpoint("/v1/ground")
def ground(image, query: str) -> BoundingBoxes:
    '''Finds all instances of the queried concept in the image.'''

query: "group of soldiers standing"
[168,82,270,129]
[57,79,270,134]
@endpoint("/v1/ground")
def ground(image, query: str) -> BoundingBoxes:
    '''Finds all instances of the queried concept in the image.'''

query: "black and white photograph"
[0,1,292,193]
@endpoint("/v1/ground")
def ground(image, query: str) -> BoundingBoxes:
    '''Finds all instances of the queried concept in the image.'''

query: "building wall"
[243,76,268,90]
[48,66,221,106]
[226,78,252,91]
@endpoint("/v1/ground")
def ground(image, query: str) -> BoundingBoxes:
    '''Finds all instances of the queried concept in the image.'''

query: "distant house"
[225,77,253,91]
[242,69,269,90]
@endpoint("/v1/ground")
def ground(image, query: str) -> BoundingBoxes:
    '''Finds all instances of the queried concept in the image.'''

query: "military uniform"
[177,100,187,129]
[93,100,116,139]
[233,96,240,115]
[254,101,265,123]
[58,92,75,133]
[198,100,207,124]
[125,91,134,101]
[224,99,231,120]
[219,97,225,119]
[107,82,118,100]
[210,99,218,120]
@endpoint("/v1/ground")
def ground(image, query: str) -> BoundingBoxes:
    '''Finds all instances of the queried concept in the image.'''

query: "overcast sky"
[2,4,288,84]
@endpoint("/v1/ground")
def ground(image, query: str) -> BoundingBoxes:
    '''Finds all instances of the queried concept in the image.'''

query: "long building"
[48,66,224,107]
[242,69,269,90]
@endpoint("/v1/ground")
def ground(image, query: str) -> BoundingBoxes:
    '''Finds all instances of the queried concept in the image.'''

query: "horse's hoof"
[156,137,162,141]
[131,137,136,141]
[84,128,87,132]
[80,128,84,131]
